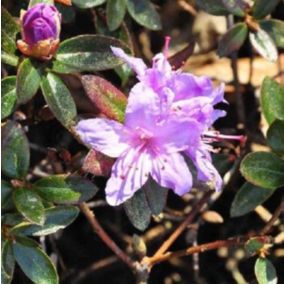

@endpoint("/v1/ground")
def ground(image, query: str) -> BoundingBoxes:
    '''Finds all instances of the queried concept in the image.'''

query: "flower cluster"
[17,3,61,60]
[77,40,242,206]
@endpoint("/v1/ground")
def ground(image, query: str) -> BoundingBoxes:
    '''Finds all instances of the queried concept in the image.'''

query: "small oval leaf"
[240,152,284,190]
[2,241,15,279]
[40,72,77,128]
[1,180,14,212]
[72,0,106,8]
[126,0,161,30]
[260,77,284,125]
[267,120,284,155]
[107,0,127,31]
[217,23,248,57]
[1,121,30,179]
[1,76,17,120]
[255,258,277,284]
[259,20,284,48]
[196,0,228,15]
[13,237,58,284]
[54,35,130,73]
[16,59,41,104]
[13,188,45,225]
[230,182,274,217]
[252,0,280,19]
[249,29,278,62]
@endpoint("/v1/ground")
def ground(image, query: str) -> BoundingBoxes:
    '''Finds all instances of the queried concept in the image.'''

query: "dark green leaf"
[13,188,45,225]
[240,152,284,189]
[144,178,168,216]
[259,19,284,48]
[217,23,248,57]
[2,213,24,227]
[81,75,127,122]
[212,153,234,177]
[72,0,106,8]
[107,0,127,31]
[11,206,79,236]
[55,3,76,24]
[196,0,228,15]
[249,29,278,62]
[34,175,98,203]
[1,181,14,212]
[230,182,274,217]
[29,0,54,7]
[1,121,30,179]
[16,59,41,104]
[252,0,280,19]
[1,52,19,67]
[13,237,58,284]
[1,241,15,280]
[222,0,246,17]
[1,76,17,120]
[1,7,20,55]
[260,77,284,125]
[267,120,284,155]
[124,190,151,231]
[114,64,132,86]
[245,238,266,255]
[54,35,130,73]
[126,0,161,30]
[40,72,77,128]
[255,258,277,284]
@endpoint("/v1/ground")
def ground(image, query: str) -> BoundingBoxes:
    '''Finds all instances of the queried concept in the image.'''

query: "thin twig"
[152,191,212,258]
[146,235,271,266]
[79,202,135,270]
[177,0,197,16]
[260,198,284,236]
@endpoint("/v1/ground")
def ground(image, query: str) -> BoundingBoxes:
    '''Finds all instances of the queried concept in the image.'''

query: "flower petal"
[151,152,192,196]
[105,149,151,206]
[76,118,129,158]
[111,47,147,77]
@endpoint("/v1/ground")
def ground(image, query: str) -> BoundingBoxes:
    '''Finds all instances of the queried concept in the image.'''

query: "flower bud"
[17,3,61,60]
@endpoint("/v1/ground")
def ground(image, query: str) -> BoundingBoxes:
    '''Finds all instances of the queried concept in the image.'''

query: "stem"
[146,236,271,266]
[79,202,135,270]
[152,191,212,258]
[260,198,284,236]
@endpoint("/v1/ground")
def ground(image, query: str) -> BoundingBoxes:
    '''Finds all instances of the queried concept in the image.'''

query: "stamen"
[163,36,171,58]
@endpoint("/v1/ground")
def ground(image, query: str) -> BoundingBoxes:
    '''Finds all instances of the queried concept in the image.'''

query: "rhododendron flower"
[77,84,202,206]
[17,3,61,60]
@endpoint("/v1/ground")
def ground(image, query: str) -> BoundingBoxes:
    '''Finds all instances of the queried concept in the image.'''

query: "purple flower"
[17,4,61,59]
[77,83,202,206]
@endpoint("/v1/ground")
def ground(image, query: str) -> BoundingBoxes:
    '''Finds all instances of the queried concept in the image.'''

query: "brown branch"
[260,198,284,236]
[177,0,197,16]
[79,202,135,270]
[152,190,212,258]
[146,235,271,266]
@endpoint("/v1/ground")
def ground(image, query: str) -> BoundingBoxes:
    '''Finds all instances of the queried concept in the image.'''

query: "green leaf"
[16,59,41,104]
[34,175,98,203]
[81,75,127,122]
[11,206,79,236]
[196,0,228,15]
[1,76,17,120]
[13,188,45,225]
[1,241,15,282]
[222,0,246,17]
[1,180,14,212]
[29,0,54,7]
[259,19,284,48]
[230,182,274,217]
[255,258,277,284]
[40,72,77,128]
[72,0,106,8]
[55,3,76,24]
[1,7,20,55]
[107,0,127,31]
[249,29,278,62]
[252,0,280,19]
[144,178,168,216]
[126,0,161,30]
[1,52,19,67]
[245,238,266,255]
[124,190,151,231]
[217,23,248,57]
[260,77,284,125]
[54,35,130,73]
[13,236,58,284]
[1,121,30,179]
[2,213,25,227]
[240,152,284,189]
[267,120,284,155]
